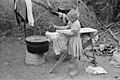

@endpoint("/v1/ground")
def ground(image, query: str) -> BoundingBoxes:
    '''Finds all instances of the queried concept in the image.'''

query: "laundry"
[85,66,107,75]
[25,0,34,26]
[14,0,34,26]
[45,31,68,55]
[58,12,68,24]
[14,0,27,25]
[45,31,60,40]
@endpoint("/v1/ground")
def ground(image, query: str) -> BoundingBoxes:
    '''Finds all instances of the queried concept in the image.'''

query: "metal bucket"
[25,50,45,65]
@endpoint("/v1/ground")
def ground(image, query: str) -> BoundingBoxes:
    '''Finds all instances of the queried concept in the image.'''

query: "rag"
[85,66,107,75]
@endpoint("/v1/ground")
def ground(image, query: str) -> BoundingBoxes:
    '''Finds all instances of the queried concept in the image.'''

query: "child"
[54,9,83,76]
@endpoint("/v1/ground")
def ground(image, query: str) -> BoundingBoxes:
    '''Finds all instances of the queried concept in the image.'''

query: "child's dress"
[45,19,82,57]
[68,19,83,58]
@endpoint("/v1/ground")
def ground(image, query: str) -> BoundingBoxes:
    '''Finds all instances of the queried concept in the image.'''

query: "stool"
[49,28,98,73]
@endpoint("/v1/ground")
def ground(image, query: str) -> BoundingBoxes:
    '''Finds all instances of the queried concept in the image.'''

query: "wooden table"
[49,28,98,73]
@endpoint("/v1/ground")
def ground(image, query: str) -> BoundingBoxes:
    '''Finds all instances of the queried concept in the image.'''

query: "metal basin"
[25,36,49,55]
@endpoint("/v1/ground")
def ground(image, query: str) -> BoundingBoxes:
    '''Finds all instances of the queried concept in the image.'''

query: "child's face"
[68,16,77,23]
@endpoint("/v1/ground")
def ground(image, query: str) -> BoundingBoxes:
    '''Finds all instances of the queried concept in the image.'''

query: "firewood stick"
[32,0,59,16]
[108,29,120,45]
[49,51,68,73]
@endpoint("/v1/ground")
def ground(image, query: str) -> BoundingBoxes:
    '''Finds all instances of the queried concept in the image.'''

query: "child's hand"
[71,30,77,34]
[53,25,57,28]
[48,25,56,32]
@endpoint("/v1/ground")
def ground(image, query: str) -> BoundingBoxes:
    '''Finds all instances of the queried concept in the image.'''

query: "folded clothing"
[85,66,107,75]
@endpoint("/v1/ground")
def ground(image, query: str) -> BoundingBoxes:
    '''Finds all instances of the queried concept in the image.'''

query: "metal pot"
[25,36,49,55]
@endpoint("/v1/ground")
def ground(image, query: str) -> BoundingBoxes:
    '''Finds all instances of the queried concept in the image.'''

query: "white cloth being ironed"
[25,0,34,26]
[45,31,68,55]
[45,31,60,40]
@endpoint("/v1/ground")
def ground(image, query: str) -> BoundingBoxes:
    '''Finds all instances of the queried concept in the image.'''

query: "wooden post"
[24,21,27,39]
[90,33,97,66]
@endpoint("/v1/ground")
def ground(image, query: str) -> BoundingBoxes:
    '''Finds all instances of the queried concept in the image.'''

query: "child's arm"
[54,21,71,30]
[56,29,74,35]
[54,25,69,30]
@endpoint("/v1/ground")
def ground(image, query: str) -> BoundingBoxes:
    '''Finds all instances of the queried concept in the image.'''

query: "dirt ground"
[0,36,120,80]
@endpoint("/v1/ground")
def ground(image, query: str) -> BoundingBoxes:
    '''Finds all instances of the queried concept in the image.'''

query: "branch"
[0,18,15,22]
[109,29,120,45]
[97,22,120,46]
[98,22,120,36]
[32,0,59,16]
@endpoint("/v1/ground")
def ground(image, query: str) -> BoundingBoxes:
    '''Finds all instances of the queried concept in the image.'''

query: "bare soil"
[0,36,120,80]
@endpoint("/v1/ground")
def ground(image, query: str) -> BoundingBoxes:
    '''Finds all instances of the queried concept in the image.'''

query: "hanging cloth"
[14,0,34,26]
[14,0,28,25]
[25,0,34,26]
